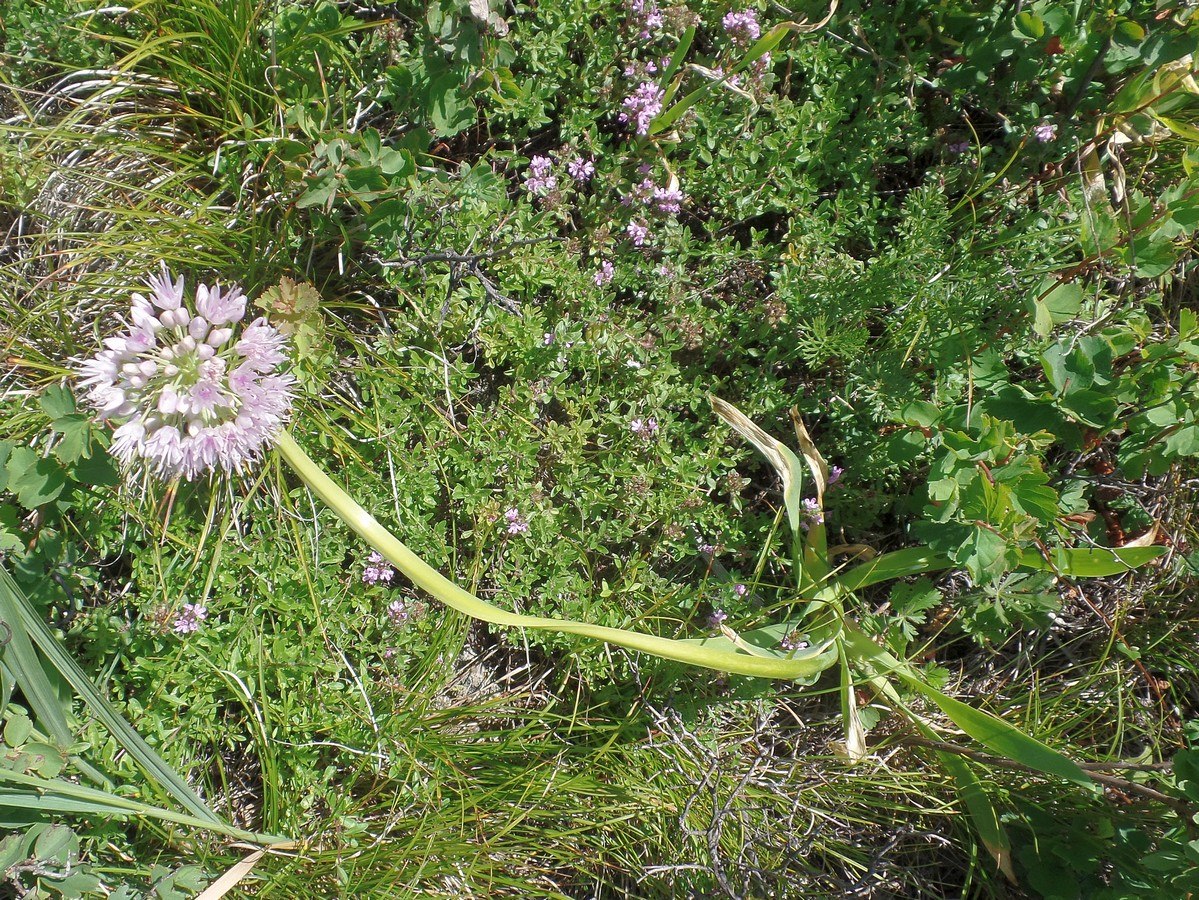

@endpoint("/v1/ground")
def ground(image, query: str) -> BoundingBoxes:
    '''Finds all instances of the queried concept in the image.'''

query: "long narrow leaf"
[938,753,1015,881]
[0,575,74,748]
[842,624,1093,789]
[832,548,955,592]
[0,772,288,844]
[1018,545,1166,577]
[0,567,221,824]
[710,397,806,535]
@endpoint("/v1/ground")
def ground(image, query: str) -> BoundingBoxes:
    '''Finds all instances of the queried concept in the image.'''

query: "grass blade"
[0,567,222,824]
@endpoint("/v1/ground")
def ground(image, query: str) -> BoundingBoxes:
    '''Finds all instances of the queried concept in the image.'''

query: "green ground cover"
[1,0,1199,896]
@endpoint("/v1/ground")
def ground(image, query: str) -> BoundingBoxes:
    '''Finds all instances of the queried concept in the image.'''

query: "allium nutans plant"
[76,272,1167,878]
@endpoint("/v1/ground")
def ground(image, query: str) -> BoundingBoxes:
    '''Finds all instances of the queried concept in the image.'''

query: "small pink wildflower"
[594,260,615,286]
[172,602,208,635]
[524,155,558,196]
[652,185,684,215]
[567,156,596,182]
[626,221,650,246]
[1033,123,1057,143]
[630,417,659,439]
[722,9,761,46]
[618,82,664,135]
[505,507,530,535]
[362,550,395,585]
[387,598,410,625]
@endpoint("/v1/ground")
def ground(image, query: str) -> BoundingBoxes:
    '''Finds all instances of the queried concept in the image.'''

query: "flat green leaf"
[832,548,954,592]
[1018,545,1165,577]
[295,172,338,209]
[939,753,1015,881]
[904,679,1094,789]
[1013,11,1046,39]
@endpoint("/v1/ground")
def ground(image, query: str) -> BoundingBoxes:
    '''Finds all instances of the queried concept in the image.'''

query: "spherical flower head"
[77,268,295,481]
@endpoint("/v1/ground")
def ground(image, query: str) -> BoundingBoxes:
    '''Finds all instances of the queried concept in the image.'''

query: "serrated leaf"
[38,386,76,421]
[6,450,67,509]
[70,453,118,488]
[52,415,93,464]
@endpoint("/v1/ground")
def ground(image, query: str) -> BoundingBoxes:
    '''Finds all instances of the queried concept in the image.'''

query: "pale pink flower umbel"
[77,269,295,480]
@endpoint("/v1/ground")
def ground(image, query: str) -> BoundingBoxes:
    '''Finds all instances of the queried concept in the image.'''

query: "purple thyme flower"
[697,538,717,556]
[362,550,396,585]
[505,507,530,535]
[543,331,556,346]
[626,221,650,246]
[630,417,659,439]
[77,268,295,480]
[524,155,558,196]
[801,497,824,529]
[618,82,665,136]
[652,185,684,215]
[780,630,809,652]
[722,9,761,46]
[947,140,971,155]
[1033,123,1057,143]
[708,608,728,629]
[827,465,844,487]
[733,583,748,597]
[386,598,410,626]
[172,602,208,635]
[594,260,615,286]
[567,156,596,182]
[750,52,772,82]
